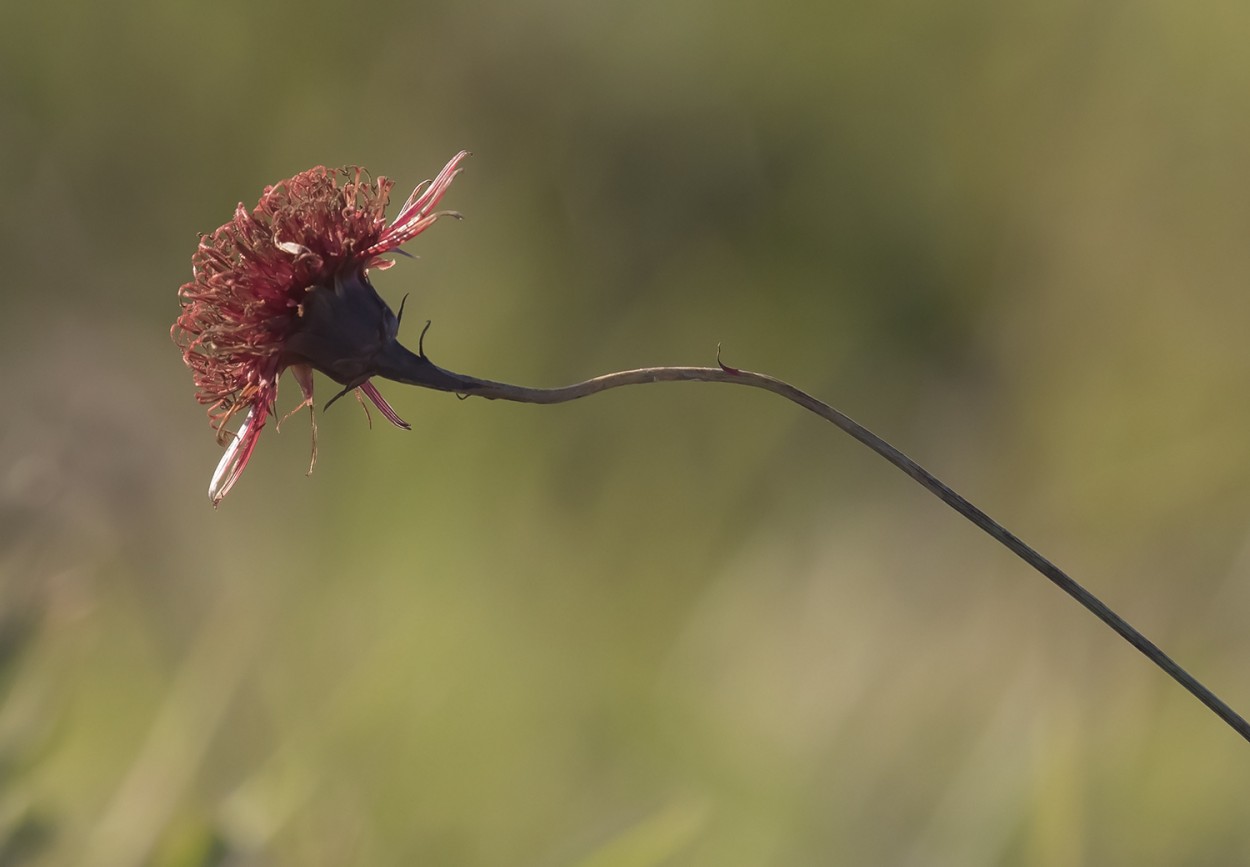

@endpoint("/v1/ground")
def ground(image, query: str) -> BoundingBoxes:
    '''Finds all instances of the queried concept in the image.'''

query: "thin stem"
[415,358,1250,744]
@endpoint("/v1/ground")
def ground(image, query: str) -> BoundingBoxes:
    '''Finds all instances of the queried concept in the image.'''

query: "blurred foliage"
[3,0,1250,864]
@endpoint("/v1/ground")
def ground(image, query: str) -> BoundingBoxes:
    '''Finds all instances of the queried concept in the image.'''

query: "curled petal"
[368,150,470,257]
[278,364,316,428]
[359,379,411,430]
[209,406,266,507]
[280,364,319,475]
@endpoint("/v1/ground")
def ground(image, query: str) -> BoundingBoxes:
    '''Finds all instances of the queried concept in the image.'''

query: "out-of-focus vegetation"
[3,0,1250,864]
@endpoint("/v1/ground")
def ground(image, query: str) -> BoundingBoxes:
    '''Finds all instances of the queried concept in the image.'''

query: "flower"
[173,151,470,506]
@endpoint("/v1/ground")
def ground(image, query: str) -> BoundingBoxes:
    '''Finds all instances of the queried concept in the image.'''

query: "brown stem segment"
[402,358,1250,744]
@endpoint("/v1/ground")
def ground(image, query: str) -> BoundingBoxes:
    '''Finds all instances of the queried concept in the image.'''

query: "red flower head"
[173,151,471,505]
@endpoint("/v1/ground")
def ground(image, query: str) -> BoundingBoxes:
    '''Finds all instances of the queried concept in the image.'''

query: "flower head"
[173,151,470,505]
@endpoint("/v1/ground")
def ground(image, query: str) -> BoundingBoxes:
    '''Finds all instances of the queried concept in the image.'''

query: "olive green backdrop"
[4,0,1250,864]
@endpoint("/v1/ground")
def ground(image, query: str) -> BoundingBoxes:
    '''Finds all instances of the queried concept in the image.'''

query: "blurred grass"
[3,0,1250,863]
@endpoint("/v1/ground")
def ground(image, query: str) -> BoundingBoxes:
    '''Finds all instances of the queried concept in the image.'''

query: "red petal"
[359,380,411,430]
[367,151,470,256]
[208,405,267,506]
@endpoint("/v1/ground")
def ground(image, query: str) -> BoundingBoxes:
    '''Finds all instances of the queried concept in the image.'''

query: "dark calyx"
[282,269,480,404]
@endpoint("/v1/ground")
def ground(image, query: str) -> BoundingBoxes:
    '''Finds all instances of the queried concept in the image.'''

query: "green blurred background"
[4,0,1250,864]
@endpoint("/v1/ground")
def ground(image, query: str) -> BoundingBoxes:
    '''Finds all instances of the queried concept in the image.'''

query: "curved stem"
[413,358,1250,744]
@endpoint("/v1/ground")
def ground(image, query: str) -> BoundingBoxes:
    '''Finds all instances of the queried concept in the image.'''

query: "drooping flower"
[173,151,471,506]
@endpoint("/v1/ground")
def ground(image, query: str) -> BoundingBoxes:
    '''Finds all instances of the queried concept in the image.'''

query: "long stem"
[407,356,1250,744]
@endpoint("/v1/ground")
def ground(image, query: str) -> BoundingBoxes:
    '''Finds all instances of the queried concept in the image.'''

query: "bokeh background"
[4,1,1250,864]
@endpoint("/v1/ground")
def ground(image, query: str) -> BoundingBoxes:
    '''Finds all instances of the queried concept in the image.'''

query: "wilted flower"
[173,151,471,506]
